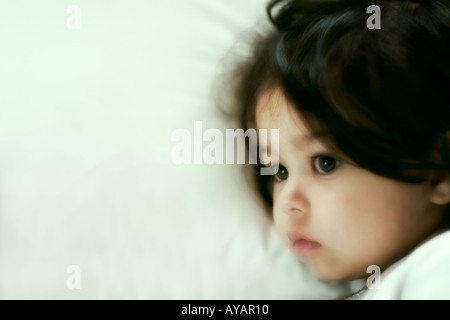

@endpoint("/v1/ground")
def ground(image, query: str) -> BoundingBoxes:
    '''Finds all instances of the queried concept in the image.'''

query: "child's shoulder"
[361,230,450,300]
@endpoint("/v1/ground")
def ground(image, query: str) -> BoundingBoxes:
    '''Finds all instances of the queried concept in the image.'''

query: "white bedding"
[0,0,359,299]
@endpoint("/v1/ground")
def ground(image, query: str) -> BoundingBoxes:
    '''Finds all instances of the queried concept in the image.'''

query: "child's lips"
[288,231,321,254]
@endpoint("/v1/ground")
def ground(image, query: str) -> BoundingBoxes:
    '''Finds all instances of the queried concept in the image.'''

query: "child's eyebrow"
[260,131,327,149]
[294,133,329,147]
[295,132,350,157]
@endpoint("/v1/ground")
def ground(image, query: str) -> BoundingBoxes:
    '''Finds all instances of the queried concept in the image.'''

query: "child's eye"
[273,164,288,182]
[312,155,340,175]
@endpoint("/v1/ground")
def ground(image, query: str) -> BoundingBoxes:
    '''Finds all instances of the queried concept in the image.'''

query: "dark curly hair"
[233,0,450,223]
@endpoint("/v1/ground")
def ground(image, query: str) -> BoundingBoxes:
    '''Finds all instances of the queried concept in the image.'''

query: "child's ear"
[430,176,450,205]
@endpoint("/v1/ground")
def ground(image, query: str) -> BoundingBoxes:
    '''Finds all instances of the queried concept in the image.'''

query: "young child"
[234,0,450,299]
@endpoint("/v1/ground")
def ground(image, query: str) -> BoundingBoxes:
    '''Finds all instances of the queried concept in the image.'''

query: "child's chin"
[308,266,363,283]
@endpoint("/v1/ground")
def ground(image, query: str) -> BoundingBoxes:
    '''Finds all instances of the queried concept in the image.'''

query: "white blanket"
[360,230,450,300]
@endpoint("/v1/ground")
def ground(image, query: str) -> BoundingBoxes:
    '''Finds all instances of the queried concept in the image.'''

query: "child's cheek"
[311,187,371,247]
[272,204,287,237]
[271,188,290,241]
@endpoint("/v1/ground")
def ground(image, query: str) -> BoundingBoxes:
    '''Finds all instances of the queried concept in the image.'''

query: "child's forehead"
[256,89,306,130]
[255,88,286,118]
[255,88,321,147]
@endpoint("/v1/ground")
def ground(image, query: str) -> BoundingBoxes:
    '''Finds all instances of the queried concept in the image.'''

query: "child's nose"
[278,179,310,215]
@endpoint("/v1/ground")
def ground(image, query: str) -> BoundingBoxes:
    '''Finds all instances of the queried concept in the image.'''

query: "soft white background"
[0,0,359,299]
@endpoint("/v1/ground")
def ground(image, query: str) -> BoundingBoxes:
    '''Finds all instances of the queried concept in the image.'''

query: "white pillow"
[0,0,360,299]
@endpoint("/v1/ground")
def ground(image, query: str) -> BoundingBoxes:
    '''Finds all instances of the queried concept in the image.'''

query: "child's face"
[256,89,444,281]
